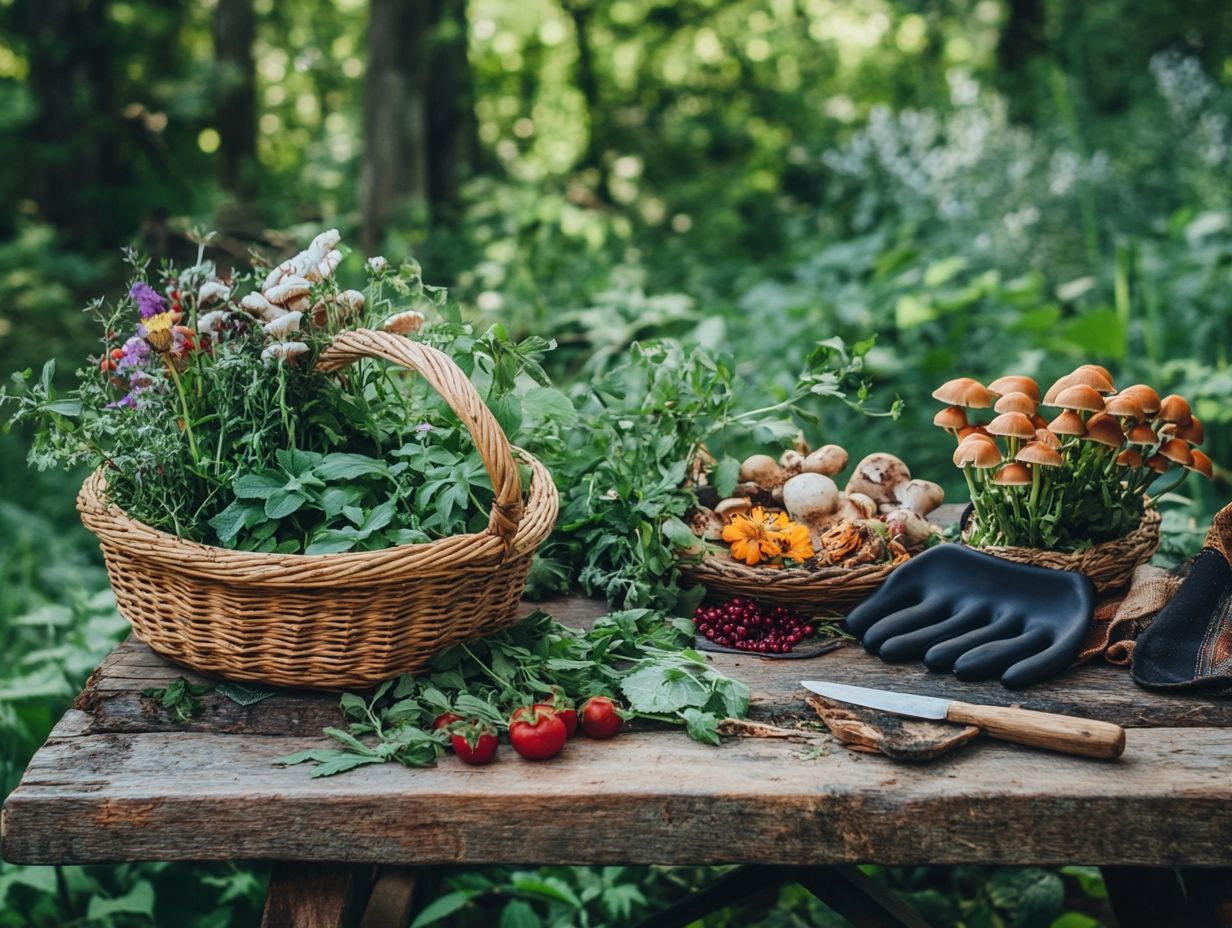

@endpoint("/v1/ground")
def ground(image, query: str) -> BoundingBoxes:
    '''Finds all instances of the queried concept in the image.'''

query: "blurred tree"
[213,0,257,200]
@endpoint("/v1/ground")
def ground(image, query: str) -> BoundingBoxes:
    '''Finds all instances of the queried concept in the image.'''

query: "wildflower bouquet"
[934,365,1213,551]
[4,231,562,557]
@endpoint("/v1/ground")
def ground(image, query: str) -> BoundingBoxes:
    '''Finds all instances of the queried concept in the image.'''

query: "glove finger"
[923,615,1017,672]
[999,631,1087,689]
[861,601,948,656]
[843,584,922,639]
[877,606,985,662]
[952,628,1052,681]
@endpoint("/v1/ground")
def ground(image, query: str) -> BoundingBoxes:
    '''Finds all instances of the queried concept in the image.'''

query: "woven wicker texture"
[77,330,559,688]
[679,557,900,617]
[964,507,1161,594]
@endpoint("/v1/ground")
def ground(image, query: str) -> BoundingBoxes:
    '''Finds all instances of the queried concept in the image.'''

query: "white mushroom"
[240,292,278,318]
[264,276,311,306]
[263,311,303,340]
[834,491,877,522]
[802,444,848,476]
[197,310,230,338]
[383,310,424,335]
[739,454,785,489]
[782,473,840,542]
[260,341,310,365]
[883,508,934,545]
[338,289,366,314]
[844,453,912,508]
[689,507,726,541]
[779,449,806,477]
[715,498,753,521]
[198,281,231,306]
[895,479,945,517]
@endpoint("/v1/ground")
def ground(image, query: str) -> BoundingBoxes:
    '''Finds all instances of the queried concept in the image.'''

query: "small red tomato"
[508,706,567,761]
[432,712,462,731]
[580,696,623,739]
[533,702,577,738]
[451,725,498,766]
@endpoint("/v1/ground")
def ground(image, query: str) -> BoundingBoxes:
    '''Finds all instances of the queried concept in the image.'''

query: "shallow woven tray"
[78,330,559,689]
[679,556,901,617]
[963,506,1161,594]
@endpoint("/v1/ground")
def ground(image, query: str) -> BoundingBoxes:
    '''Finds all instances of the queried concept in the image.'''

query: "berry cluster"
[692,598,814,653]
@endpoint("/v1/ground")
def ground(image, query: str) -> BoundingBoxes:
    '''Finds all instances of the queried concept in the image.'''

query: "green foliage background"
[1,0,1231,924]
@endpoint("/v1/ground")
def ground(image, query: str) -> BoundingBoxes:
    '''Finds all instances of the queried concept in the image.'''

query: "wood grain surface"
[5,592,1232,869]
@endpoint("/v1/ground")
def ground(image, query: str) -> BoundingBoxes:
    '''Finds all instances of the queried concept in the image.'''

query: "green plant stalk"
[163,357,201,468]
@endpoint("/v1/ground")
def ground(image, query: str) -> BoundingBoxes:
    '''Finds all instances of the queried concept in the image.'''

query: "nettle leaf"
[682,708,721,746]
[661,516,699,550]
[264,488,307,520]
[316,453,389,480]
[234,472,285,500]
[620,663,708,713]
[713,456,741,497]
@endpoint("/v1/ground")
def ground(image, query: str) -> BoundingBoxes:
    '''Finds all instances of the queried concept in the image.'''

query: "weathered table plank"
[4,719,1231,867]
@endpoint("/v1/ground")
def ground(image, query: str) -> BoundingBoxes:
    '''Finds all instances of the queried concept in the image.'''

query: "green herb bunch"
[3,233,571,554]
[276,608,749,777]
[529,337,900,610]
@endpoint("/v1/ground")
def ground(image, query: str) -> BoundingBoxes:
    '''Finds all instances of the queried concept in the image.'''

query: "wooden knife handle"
[946,702,1126,760]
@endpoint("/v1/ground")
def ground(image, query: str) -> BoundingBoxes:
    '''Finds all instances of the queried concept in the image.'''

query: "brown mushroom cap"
[1103,393,1144,419]
[932,405,969,430]
[1174,416,1205,445]
[993,391,1037,416]
[932,377,992,408]
[1083,417,1125,448]
[1034,428,1061,449]
[1159,394,1193,425]
[953,437,1002,469]
[1146,453,1171,473]
[957,425,990,441]
[1016,440,1063,467]
[1072,364,1116,392]
[987,375,1041,402]
[1159,438,1194,467]
[993,463,1032,486]
[1126,423,1158,446]
[1053,384,1106,412]
[1048,410,1086,436]
[1120,384,1162,416]
[986,411,1036,440]
[1116,449,1144,468]
[1187,448,1214,478]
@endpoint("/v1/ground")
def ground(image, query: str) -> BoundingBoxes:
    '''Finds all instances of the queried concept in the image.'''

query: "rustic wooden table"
[4,594,1231,928]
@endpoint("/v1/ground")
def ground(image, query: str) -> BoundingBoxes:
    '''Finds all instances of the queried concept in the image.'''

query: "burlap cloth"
[1078,503,1232,666]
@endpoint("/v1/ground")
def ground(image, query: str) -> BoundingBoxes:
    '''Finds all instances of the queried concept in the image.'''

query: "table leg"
[260,861,375,928]
[631,866,791,928]
[796,866,932,928]
[359,867,421,928]
[1101,867,1187,928]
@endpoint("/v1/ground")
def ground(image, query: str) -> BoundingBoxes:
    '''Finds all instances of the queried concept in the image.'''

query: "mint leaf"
[682,708,720,745]
[316,453,389,480]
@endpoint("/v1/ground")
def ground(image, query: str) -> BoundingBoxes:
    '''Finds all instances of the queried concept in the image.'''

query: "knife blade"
[801,680,1126,760]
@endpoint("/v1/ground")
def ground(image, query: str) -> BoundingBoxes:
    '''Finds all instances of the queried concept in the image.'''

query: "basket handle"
[315,329,524,546]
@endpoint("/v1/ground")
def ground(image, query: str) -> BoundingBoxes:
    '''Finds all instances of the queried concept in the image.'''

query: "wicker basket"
[679,557,900,617]
[962,507,1161,594]
[77,330,559,689]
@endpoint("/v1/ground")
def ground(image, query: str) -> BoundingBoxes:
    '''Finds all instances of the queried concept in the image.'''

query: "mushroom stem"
[1146,469,1190,507]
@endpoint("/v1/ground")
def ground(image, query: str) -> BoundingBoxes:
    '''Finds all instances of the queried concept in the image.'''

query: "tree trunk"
[213,0,258,199]
[424,0,476,216]
[562,0,607,200]
[996,0,1047,123]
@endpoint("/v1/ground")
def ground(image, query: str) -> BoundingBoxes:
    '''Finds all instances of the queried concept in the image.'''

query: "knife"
[801,680,1126,760]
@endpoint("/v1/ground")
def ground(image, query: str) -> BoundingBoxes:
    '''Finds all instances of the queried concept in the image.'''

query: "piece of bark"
[805,694,980,762]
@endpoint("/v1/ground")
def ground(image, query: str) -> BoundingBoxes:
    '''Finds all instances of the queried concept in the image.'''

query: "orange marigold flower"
[722,507,814,565]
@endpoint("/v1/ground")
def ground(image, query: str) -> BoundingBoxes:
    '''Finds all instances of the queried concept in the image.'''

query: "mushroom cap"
[957,425,990,441]
[1159,438,1194,466]
[779,449,806,473]
[1034,428,1061,449]
[993,391,1037,416]
[1048,410,1086,436]
[1116,449,1143,468]
[933,406,969,430]
[1030,413,1050,430]
[931,377,992,408]
[1146,453,1171,474]
[953,437,1002,469]
[1159,394,1193,425]
[715,497,754,519]
[1082,417,1125,448]
[782,472,840,521]
[844,453,911,506]
[993,463,1033,486]
[987,375,1041,402]
[1127,423,1158,445]
[1174,416,1205,445]
[1119,384,1162,416]
[986,411,1036,439]
[802,444,849,477]
[739,454,785,488]
[1187,448,1214,478]
[1053,384,1106,412]
[1103,393,1144,419]
[894,479,945,516]
[1016,440,1063,467]
[1072,364,1116,392]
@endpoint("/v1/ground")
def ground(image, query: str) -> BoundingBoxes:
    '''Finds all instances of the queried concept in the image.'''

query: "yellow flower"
[721,507,814,565]
[142,311,175,353]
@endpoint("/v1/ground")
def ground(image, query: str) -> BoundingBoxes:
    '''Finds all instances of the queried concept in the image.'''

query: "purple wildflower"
[415,422,433,434]
[130,282,168,320]
[114,336,149,371]
[106,371,157,410]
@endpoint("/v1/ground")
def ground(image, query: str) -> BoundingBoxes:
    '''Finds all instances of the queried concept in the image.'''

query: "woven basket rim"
[962,505,1161,557]
[680,551,901,588]
[78,447,557,588]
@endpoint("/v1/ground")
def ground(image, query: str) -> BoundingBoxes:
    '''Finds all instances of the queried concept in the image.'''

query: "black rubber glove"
[844,545,1096,688]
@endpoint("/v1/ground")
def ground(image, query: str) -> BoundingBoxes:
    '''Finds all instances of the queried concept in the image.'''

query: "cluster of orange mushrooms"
[932,365,1212,548]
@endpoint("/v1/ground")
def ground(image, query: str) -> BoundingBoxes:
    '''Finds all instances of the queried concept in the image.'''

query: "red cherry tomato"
[508,706,568,760]
[451,725,498,766]
[432,712,463,731]
[533,702,577,738]
[580,696,623,739]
